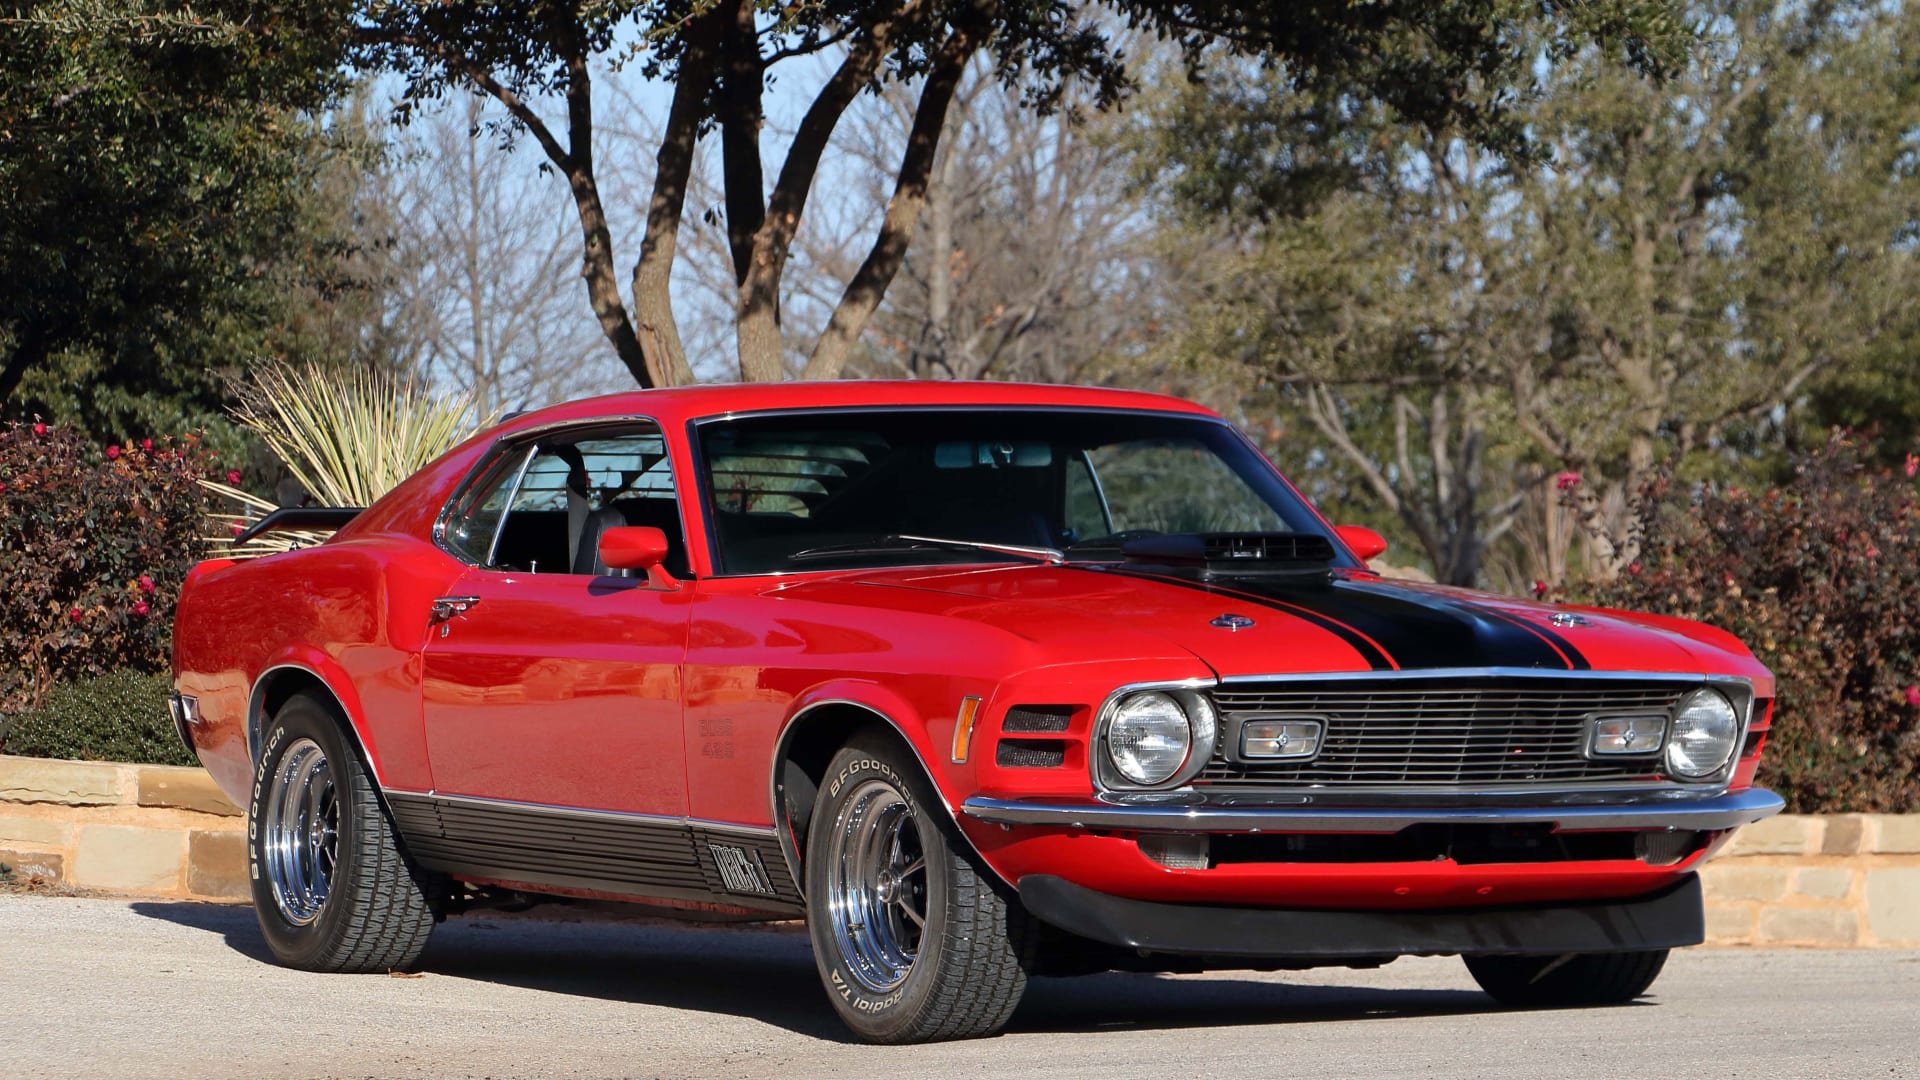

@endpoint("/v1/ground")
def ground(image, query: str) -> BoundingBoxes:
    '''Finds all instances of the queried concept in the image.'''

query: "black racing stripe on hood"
[1111,569,1396,670]
[1111,569,1578,671]
[1450,597,1594,671]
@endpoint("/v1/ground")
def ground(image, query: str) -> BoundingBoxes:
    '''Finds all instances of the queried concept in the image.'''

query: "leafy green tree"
[353,0,1685,387]
[1141,0,1920,588]
[0,0,362,449]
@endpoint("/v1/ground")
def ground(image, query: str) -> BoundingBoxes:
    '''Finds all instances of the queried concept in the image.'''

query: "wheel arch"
[247,660,388,791]
[769,696,1007,903]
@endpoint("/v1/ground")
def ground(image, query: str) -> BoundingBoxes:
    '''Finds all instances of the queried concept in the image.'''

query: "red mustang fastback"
[170,382,1782,1042]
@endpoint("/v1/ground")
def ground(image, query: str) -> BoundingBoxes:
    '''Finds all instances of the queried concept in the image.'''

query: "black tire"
[248,692,437,972]
[804,731,1029,1043]
[1465,949,1670,1007]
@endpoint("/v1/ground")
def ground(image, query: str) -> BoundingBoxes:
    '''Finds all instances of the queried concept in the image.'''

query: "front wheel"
[249,692,437,972]
[804,733,1029,1043]
[1465,949,1670,1007]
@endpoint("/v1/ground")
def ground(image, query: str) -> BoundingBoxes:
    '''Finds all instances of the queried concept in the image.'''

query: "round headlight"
[1666,689,1741,779]
[1106,691,1193,785]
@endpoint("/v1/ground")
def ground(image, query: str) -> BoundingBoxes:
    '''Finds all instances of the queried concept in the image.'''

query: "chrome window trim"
[683,405,1359,579]
[431,414,702,579]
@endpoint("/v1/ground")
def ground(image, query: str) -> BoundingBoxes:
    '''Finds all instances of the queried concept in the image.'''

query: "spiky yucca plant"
[205,364,498,556]
[234,363,497,508]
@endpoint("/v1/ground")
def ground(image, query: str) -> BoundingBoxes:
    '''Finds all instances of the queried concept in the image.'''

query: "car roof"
[491,380,1220,433]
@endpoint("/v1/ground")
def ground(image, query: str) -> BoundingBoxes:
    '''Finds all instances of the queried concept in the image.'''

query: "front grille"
[1201,676,1695,790]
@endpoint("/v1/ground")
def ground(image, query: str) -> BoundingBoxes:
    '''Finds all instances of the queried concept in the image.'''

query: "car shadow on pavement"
[131,900,1514,1042]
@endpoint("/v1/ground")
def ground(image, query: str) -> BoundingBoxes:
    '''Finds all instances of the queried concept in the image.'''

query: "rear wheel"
[804,732,1029,1043]
[1465,949,1670,1007]
[249,692,437,972]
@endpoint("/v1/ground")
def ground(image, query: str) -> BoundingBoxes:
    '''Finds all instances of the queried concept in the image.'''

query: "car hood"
[787,564,1756,679]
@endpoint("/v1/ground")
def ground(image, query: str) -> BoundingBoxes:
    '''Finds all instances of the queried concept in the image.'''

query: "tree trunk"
[630,14,721,388]
[718,0,766,287]
[805,22,984,380]
[733,2,925,382]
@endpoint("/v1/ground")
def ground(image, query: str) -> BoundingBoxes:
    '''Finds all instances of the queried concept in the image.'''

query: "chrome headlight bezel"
[1666,687,1744,781]
[1093,684,1217,791]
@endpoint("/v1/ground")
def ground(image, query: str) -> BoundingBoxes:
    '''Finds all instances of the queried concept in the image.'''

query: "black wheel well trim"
[768,698,1010,904]
[247,663,393,800]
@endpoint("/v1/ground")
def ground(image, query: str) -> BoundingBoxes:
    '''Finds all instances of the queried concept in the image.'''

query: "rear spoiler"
[232,507,364,545]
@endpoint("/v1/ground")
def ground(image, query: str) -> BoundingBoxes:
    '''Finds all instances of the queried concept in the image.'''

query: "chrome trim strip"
[384,788,779,838]
[960,787,1785,835]
[246,663,389,788]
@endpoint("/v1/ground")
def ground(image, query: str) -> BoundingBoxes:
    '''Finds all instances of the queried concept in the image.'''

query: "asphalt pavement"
[0,894,1914,1079]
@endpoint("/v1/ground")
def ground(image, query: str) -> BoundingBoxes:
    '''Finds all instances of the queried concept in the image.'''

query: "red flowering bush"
[1567,436,1920,812]
[0,421,212,722]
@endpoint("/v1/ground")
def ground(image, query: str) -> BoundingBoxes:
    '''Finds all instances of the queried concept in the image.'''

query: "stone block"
[72,825,181,893]
[1820,815,1866,856]
[1703,865,1790,903]
[1704,903,1755,944]
[1865,869,1920,945]
[136,767,240,817]
[0,813,73,848]
[1794,867,1855,900]
[185,829,249,900]
[0,758,123,806]
[1873,815,1920,855]
[1726,815,1820,856]
[0,847,64,883]
[1757,906,1859,946]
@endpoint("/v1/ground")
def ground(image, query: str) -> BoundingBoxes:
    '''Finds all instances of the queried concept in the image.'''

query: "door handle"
[430,596,481,623]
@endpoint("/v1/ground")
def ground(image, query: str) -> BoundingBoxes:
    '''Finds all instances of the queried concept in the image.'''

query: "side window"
[1062,451,1111,543]
[1085,438,1286,535]
[441,446,531,565]
[488,428,689,576]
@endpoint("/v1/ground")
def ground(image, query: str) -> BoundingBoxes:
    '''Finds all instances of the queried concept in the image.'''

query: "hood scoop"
[1120,532,1336,581]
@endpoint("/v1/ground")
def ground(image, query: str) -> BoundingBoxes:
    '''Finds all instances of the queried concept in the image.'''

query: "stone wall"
[1702,814,1920,947]
[2,754,1916,945]
[0,755,245,900]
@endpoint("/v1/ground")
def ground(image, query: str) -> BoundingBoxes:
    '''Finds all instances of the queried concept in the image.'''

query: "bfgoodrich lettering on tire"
[805,730,1030,1043]
[249,692,437,972]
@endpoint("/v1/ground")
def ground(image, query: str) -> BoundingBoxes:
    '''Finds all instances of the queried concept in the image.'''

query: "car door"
[420,424,694,818]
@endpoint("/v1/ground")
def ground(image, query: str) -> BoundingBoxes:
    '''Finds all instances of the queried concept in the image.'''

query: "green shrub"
[1565,435,1920,813]
[0,669,194,767]
[0,421,211,716]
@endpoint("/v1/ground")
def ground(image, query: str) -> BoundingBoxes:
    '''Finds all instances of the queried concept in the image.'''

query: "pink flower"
[0,482,7,494]
[229,522,244,536]
[1723,573,1737,587]
[67,608,82,622]
[1555,471,1581,491]
[1532,580,1548,598]
[1906,685,1920,708]
[1907,454,1918,479]
[1628,561,1642,576]
[140,438,153,452]
[31,422,46,436]
[131,599,150,617]
[137,575,156,594]
[1867,546,1880,559]
[105,444,120,460]
[225,470,242,486]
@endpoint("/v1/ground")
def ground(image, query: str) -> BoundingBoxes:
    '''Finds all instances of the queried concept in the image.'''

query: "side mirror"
[599,526,679,590]
[1335,524,1388,562]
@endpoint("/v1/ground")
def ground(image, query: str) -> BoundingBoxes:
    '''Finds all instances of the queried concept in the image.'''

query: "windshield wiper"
[789,534,1065,565]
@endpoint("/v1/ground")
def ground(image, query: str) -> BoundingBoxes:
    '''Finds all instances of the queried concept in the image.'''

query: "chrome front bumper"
[960,786,1785,834]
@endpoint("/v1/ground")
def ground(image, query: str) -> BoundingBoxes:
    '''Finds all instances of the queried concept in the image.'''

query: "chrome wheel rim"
[825,778,929,993]
[262,738,338,926]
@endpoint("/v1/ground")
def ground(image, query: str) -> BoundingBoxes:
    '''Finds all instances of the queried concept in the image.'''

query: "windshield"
[696,408,1345,575]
